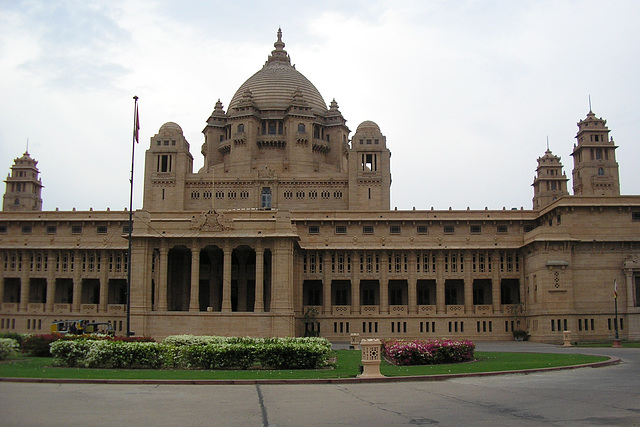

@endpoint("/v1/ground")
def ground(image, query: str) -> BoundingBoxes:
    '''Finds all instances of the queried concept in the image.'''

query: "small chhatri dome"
[356,120,381,134]
[159,122,183,134]
[228,29,327,116]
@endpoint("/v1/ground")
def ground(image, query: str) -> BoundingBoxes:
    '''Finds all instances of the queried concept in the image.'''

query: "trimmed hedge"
[382,339,475,365]
[51,335,333,370]
[20,333,155,357]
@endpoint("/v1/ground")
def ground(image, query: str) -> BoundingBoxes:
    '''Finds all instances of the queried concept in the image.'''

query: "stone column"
[19,251,29,311]
[46,251,56,312]
[158,245,168,311]
[189,242,200,312]
[270,240,294,313]
[351,251,360,314]
[436,251,445,314]
[99,250,109,312]
[322,251,331,314]
[408,251,417,314]
[491,250,501,313]
[221,244,232,312]
[254,246,264,312]
[72,250,82,312]
[625,271,634,309]
[380,252,389,314]
[464,253,473,313]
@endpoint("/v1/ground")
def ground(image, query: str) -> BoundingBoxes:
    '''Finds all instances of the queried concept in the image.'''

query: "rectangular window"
[389,225,401,234]
[335,225,347,234]
[632,212,640,222]
[417,225,428,234]
[71,225,83,234]
[22,225,32,234]
[444,225,455,234]
[470,225,481,234]
[0,225,7,234]
[97,226,108,234]
[46,225,57,234]
[122,225,131,234]
[362,225,374,234]
[308,225,320,235]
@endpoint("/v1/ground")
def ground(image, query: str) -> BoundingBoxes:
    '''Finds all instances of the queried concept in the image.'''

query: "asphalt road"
[1,342,638,426]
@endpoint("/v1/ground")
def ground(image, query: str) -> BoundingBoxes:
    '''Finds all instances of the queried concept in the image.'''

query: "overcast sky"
[1,0,638,212]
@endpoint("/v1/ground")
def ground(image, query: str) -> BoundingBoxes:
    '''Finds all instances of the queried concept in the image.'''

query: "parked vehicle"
[50,320,114,336]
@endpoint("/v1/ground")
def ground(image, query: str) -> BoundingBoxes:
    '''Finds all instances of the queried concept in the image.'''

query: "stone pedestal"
[350,333,360,350]
[358,339,384,378]
[563,330,572,347]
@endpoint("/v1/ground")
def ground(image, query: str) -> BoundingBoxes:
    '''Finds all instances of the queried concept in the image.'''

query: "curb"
[0,356,620,386]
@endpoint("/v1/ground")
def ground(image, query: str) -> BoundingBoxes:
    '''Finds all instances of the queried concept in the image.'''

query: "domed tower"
[348,121,392,210]
[143,29,391,213]
[199,29,355,211]
[3,150,43,211]
[571,111,620,196]
[142,122,194,211]
[532,146,569,210]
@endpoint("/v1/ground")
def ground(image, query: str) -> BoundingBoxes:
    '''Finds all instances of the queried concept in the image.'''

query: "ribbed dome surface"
[228,30,327,116]
[356,120,381,133]
[159,122,183,134]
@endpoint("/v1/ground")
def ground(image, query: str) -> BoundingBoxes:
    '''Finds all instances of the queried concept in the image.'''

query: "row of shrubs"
[0,338,19,360]
[382,339,476,365]
[51,335,333,370]
[0,332,154,357]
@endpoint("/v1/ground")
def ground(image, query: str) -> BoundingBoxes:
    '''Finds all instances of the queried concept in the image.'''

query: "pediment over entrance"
[190,209,233,231]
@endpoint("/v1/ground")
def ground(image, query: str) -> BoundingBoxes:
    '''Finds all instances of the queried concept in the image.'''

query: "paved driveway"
[1,342,638,426]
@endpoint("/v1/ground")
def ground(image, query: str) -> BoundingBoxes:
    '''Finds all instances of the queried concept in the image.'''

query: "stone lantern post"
[358,339,384,378]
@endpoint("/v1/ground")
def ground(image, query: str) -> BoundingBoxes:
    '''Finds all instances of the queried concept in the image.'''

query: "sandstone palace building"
[1,30,639,342]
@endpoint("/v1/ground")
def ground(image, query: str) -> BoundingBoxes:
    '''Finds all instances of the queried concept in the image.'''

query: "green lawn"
[0,351,609,381]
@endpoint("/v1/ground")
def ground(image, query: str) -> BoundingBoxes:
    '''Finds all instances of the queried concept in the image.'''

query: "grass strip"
[0,351,608,381]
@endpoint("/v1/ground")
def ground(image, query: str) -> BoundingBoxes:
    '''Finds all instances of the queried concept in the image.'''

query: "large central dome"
[228,29,328,115]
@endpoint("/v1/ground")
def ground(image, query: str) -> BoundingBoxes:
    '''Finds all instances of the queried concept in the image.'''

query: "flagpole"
[126,96,138,337]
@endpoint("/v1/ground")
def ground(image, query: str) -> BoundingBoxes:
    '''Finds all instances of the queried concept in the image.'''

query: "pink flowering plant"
[381,339,475,366]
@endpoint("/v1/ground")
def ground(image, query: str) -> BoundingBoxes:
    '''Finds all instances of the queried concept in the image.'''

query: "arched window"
[598,167,605,176]
[298,123,305,133]
[237,123,244,133]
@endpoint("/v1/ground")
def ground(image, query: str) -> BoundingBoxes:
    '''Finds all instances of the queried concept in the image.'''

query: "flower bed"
[51,335,333,370]
[382,339,475,366]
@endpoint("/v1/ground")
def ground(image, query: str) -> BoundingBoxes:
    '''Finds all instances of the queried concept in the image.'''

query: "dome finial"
[274,27,285,51]
[266,27,290,66]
